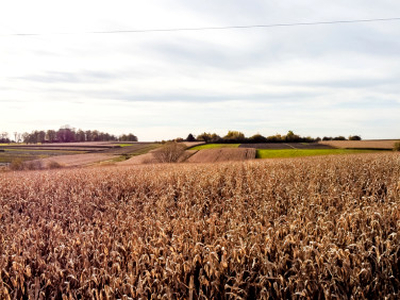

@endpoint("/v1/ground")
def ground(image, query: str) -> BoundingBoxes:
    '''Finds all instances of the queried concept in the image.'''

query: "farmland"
[189,142,388,160]
[256,148,381,159]
[190,143,240,150]
[0,142,159,168]
[0,152,399,298]
[187,148,256,163]
[0,148,83,165]
[319,139,399,150]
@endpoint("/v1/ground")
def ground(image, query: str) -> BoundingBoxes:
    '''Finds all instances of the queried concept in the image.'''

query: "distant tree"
[0,132,10,143]
[22,132,30,143]
[303,136,316,143]
[120,133,138,141]
[223,131,245,142]
[85,130,92,142]
[210,133,221,143]
[322,137,332,141]
[76,129,86,142]
[349,135,361,141]
[333,136,346,141]
[57,126,76,142]
[248,134,268,143]
[128,134,138,141]
[153,142,186,163]
[186,133,196,142]
[25,131,39,144]
[266,134,284,143]
[46,130,57,142]
[394,142,400,151]
[38,131,46,143]
[0,132,9,143]
[197,132,221,143]
[91,130,99,141]
[284,130,301,142]
[197,132,211,143]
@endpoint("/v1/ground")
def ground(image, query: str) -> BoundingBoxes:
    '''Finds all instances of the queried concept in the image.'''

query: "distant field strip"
[256,148,383,159]
[241,143,335,149]
[190,143,240,150]
[320,140,399,149]
[187,148,256,163]
[0,149,85,164]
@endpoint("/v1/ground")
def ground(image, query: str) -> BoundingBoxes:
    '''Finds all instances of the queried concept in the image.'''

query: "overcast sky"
[1,0,399,141]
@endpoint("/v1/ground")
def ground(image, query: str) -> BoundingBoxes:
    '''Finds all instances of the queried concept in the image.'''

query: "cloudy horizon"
[1,0,400,141]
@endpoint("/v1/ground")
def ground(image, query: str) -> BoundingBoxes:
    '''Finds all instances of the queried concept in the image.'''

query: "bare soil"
[182,141,205,147]
[187,148,256,163]
[320,140,399,149]
[37,153,117,168]
[119,150,199,165]
[118,153,158,165]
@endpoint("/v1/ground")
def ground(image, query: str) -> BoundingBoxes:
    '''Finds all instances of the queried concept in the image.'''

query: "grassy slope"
[111,144,160,162]
[190,143,240,150]
[0,149,85,164]
[256,148,383,159]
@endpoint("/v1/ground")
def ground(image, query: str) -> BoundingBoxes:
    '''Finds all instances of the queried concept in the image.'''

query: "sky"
[1,0,400,141]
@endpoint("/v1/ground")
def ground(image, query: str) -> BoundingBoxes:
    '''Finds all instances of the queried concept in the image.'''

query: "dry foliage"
[320,140,399,149]
[0,153,399,299]
[187,148,256,163]
[153,142,187,163]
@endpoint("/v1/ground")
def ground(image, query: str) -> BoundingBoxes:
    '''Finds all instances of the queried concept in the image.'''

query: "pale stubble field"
[0,152,399,299]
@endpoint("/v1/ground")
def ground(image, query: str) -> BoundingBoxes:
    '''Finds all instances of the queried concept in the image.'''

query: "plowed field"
[187,148,256,163]
[320,140,399,149]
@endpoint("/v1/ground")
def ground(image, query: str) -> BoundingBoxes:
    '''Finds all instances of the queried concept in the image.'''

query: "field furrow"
[0,153,399,298]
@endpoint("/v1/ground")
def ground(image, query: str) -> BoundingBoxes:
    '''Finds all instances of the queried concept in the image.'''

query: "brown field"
[187,148,256,163]
[0,142,160,168]
[240,143,335,150]
[34,153,118,168]
[119,150,199,165]
[182,141,205,148]
[120,148,255,165]
[1,152,399,298]
[320,139,399,149]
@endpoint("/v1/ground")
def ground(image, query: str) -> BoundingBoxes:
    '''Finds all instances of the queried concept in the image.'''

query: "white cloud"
[1,0,399,140]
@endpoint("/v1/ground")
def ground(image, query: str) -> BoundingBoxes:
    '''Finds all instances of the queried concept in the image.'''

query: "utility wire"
[1,17,400,36]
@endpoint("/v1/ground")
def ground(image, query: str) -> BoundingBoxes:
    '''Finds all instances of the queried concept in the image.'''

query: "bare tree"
[153,142,186,163]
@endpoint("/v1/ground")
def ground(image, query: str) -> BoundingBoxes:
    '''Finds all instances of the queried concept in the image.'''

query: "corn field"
[0,153,399,299]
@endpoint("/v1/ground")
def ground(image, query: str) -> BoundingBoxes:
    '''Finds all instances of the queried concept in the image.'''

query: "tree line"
[179,131,361,143]
[1,126,138,144]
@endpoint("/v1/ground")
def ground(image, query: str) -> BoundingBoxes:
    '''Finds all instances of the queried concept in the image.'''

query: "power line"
[1,17,400,36]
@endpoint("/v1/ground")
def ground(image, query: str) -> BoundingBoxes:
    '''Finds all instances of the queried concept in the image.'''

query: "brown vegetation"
[241,143,334,150]
[187,148,256,163]
[320,139,399,149]
[0,153,399,298]
[153,142,187,163]
[36,153,116,167]
[119,153,158,165]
